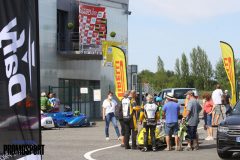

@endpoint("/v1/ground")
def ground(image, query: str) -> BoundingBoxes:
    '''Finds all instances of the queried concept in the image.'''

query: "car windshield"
[162,90,171,99]
[174,89,194,99]
[232,101,240,114]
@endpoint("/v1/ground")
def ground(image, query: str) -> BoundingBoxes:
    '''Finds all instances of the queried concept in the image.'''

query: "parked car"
[41,114,55,129]
[46,111,92,127]
[158,88,198,114]
[217,100,240,159]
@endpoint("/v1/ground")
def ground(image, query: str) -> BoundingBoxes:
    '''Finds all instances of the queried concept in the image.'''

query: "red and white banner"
[79,4,107,45]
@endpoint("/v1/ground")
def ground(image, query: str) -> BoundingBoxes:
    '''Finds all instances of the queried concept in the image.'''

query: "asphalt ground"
[42,120,240,160]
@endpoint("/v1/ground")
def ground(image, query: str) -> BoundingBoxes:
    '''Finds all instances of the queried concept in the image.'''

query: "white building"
[39,0,129,118]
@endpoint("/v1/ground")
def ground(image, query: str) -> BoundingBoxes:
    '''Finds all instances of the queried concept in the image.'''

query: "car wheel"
[217,150,233,159]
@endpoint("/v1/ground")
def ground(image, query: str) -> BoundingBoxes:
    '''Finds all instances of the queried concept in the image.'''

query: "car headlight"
[218,126,229,133]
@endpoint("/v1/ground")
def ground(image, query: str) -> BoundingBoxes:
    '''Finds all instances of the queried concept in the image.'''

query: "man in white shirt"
[211,84,223,126]
[102,91,120,141]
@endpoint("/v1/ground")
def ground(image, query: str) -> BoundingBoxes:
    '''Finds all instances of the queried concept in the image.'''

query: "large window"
[59,78,100,104]
[56,78,100,119]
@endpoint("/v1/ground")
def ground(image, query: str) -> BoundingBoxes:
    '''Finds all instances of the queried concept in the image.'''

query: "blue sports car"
[46,111,91,127]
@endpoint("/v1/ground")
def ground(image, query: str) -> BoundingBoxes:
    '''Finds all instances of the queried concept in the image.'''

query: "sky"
[128,0,240,72]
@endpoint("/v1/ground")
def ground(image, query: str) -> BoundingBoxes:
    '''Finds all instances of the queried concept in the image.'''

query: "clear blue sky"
[128,0,240,72]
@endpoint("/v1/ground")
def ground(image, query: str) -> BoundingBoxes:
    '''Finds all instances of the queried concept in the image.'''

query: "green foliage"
[138,46,233,93]
[190,46,213,90]
[157,56,165,72]
[67,22,74,30]
[174,58,181,76]
[110,32,116,38]
[215,58,230,91]
[138,70,155,84]
[180,53,189,87]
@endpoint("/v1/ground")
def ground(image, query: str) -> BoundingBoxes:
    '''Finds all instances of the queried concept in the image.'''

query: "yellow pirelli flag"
[112,46,128,101]
[220,41,237,105]
[102,41,121,67]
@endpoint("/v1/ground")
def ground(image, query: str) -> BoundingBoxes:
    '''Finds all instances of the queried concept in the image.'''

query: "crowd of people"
[40,92,60,113]
[102,84,231,152]
[202,84,232,141]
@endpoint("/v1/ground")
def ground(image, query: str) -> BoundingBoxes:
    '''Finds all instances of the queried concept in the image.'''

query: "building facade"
[39,0,129,119]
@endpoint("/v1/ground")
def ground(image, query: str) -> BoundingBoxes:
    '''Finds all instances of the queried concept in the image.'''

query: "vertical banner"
[102,40,128,67]
[79,4,107,54]
[112,46,128,101]
[0,0,41,159]
[102,41,121,67]
[220,41,237,105]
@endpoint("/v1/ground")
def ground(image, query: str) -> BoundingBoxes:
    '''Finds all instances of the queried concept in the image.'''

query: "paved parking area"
[42,120,240,160]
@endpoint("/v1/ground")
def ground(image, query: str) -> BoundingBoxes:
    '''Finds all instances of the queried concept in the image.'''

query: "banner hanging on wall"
[79,4,107,55]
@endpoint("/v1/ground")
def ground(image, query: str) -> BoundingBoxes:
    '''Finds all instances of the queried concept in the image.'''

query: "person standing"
[40,92,50,112]
[118,91,130,147]
[224,90,232,116]
[129,90,140,149]
[102,91,120,141]
[202,95,207,130]
[212,84,223,126]
[122,91,132,149]
[162,93,180,151]
[122,90,140,149]
[139,95,159,152]
[48,93,60,112]
[155,97,163,120]
[203,93,214,141]
[184,91,202,150]
[224,90,231,104]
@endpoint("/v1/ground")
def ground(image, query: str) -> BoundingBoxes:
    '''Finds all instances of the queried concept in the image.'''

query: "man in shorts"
[184,91,202,150]
[163,93,180,151]
[212,84,223,126]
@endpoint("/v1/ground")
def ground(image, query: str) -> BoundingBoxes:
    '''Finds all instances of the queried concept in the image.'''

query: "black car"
[217,100,240,159]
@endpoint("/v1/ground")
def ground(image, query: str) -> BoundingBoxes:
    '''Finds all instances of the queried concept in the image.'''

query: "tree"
[190,46,213,90]
[190,48,198,76]
[181,53,189,78]
[215,58,230,90]
[157,56,165,72]
[180,53,189,87]
[138,70,155,84]
[175,58,181,76]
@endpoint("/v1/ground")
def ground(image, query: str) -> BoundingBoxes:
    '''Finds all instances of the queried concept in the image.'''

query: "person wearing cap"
[224,90,231,105]
[40,92,50,112]
[162,93,180,151]
[183,90,202,150]
[224,90,232,116]
[155,97,163,120]
[183,90,199,118]
[139,94,160,152]
[211,84,224,126]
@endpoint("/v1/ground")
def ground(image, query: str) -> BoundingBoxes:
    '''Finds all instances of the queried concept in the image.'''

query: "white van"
[158,88,198,114]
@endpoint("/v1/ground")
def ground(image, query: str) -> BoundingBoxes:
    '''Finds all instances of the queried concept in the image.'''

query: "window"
[58,78,100,104]
[232,101,240,115]
[162,90,171,99]
[174,89,193,99]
